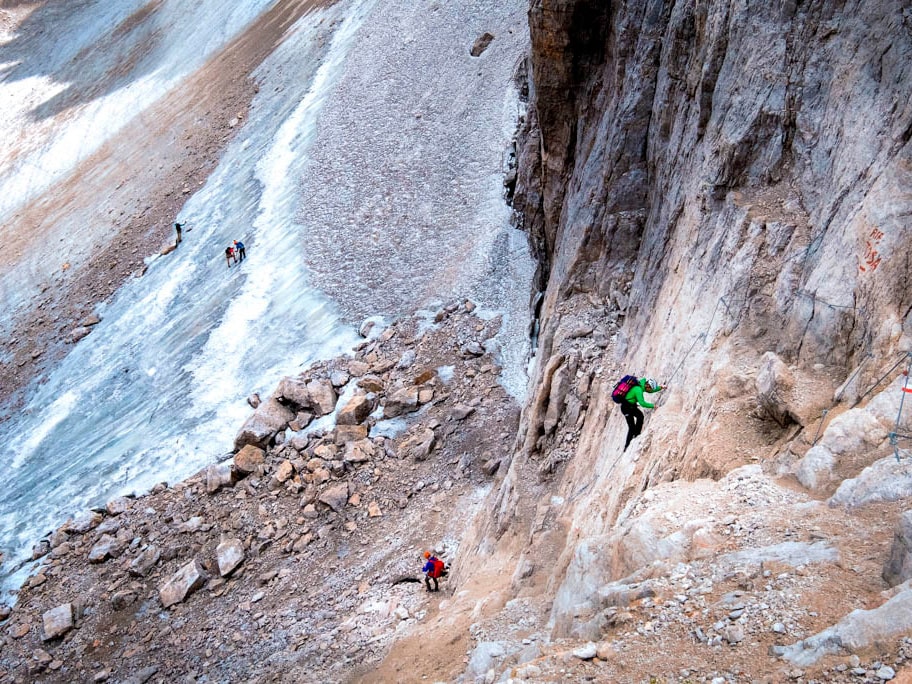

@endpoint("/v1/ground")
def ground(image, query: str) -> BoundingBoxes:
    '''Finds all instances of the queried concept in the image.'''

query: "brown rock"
[216,539,245,577]
[413,369,436,385]
[383,386,419,418]
[470,31,495,57]
[307,379,337,416]
[159,560,206,608]
[234,398,295,450]
[482,458,501,476]
[274,460,295,483]
[105,496,131,516]
[357,375,384,393]
[400,428,436,461]
[274,376,310,409]
[337,394,372,425]
[334,424,369,445]
[206,463,233,493]
[348,360,370,376]
[319,483,350,512]
[88,534,122,563]
[343,439,374,464]
[234,445,266,475]
[129,546,161,577]
[368,501,382,518]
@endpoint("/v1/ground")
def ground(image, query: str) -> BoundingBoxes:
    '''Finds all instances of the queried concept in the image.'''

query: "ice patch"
[437,365,455,384]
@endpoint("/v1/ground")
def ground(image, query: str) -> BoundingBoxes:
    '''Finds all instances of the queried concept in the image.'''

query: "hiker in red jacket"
[422,551,445,592]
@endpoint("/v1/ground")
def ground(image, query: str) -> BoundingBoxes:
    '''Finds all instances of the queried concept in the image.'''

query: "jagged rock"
[482,458,501,476]
[418,388,434,404]
[32,540,50,560]
[319,483,350,512]
[70,510,103,534]
[756,352,797,426]
[400,428,435,461]
[42,604,73,640]
[88,534,121,563]
[307,379,337,416]
[543,362,570,434]
[383,386,419,417]
[159,560,206,607]
[883,511,912,587]
[793,445,836,491]
[467,641,507,677]
[275,376,310,409]
[69,326,92,343]
[79,313,102,327]
[830,455,912,509]
[216,539,245,577]
[357,375,384,393]
[234,445,266,475]
[337,394,371,425]
[470,31,495,57]
[449,404,475,421]
[206,463,233,493]
[722,625,744,644]
[463,341,484,356]
[348,360,370,377]
[129,546,161,577]
[105,496,131,516]
[396,349,416,369]
[124,665,158,684]
[335,424,369,445]
[234,398,295,450]
[111,590,137,610]
[343,439,374,464]
[368,501,382,517]
[782,589,912,666]
[413,369,436,385]
[274,460,295,483]
[247,393,261,409]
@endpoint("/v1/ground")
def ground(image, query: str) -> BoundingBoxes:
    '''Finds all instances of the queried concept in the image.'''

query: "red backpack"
[429,558,445,578]
[611,375,638,403]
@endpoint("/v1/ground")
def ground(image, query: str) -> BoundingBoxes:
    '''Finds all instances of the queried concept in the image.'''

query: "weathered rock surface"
[159,560,206,608]
[884,511,912,587]
[234,398,295,450]
[41,604,73,641]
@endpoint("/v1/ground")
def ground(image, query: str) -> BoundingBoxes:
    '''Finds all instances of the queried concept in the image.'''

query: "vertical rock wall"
[463,0,912,636]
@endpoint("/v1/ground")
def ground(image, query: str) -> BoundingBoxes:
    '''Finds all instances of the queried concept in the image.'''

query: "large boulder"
[318,483,350,512]
[343,439,374,464]
[129,546,161,577]
[793,445,836,491]
[307,379,337,416]
[234,445,266,475]
[337,394,372,425]
[830,455,912,509]
[42,604,74,641]
[274,376,310,410]
[883,511,912,587]
[383,386,419,418]
[234,398,295,450]
[159,560,206,608]
[756,352,797,426]
[400,428,436,461]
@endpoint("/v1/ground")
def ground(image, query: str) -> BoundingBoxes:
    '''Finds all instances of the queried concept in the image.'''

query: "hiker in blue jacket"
[620,377,662,451]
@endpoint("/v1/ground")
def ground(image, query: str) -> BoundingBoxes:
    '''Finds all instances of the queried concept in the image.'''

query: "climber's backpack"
[428,558,446,579]
[611,375,639,404]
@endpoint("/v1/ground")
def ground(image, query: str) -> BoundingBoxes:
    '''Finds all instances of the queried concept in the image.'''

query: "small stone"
[9,623,29,638]
[572,642,597,660]
[94,670,111,682]
[129,545,161,577]
[368,501,382,517]
[877,666,896,680]
[206,463,233,493]
[482,459,501,476]
[771,622,786,633]
[234,445,266,474]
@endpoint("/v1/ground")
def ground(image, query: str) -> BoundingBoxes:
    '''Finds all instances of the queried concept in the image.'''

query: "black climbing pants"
[620,401,643,451]
[425,575,439,592]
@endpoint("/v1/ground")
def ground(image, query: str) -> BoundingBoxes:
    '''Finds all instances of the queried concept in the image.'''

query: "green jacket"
[624,378,662,408]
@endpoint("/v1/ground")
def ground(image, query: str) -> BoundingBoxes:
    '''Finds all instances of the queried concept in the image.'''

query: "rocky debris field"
[0,301,520,683]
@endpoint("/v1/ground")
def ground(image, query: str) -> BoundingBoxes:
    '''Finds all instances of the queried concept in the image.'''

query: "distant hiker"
[174,222,183,246]
[225,245,237,267]
[422,550,445,592]
[234,240,246,261]
[612,375,663,451]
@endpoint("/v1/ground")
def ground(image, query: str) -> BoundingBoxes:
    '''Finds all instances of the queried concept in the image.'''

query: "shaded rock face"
[468,0,912,653]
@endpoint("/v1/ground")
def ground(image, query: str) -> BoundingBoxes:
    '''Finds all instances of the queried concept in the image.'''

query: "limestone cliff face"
[466,0,912,638]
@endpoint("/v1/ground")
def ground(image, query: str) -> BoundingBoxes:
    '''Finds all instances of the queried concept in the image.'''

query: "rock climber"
[422,550,445,592]
[234,239,246,261]
[618,376,663,451]
[225,244,237,267]
[174,222,183,246]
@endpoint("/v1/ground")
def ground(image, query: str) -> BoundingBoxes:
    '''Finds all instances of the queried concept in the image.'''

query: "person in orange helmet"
[421,550,445,592]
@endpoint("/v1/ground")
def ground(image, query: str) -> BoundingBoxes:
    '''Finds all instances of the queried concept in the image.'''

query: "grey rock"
[41,604,74,640]
[383,386,420,418]
[307,379,338,416]
[234,398,295,450]
[206,463,233,493]
[129,545,161,577]
[159,560,206,608]
[883,510,912,587]
[216,539,245,577]
[88,534,121,563]
[318,483,350,512]
[105,496,131,516]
